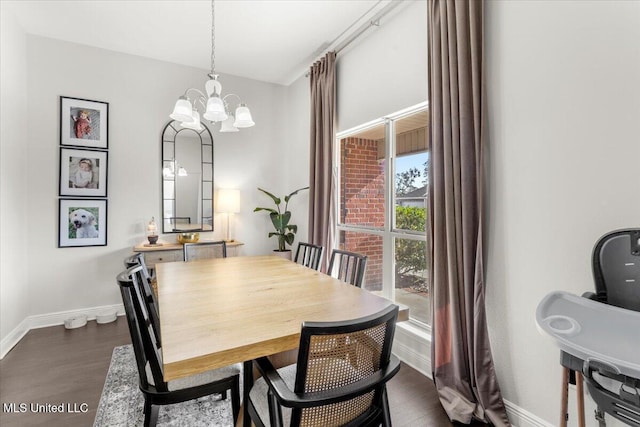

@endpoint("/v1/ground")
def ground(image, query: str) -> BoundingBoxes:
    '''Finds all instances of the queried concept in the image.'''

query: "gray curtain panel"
[308,52,337,271]
[427,1,510,425]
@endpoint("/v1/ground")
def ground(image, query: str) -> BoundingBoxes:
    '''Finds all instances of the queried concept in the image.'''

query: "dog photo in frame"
[59,199,108,247]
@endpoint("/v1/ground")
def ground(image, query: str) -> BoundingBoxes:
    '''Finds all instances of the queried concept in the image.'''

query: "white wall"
[337,0,427,132]
[283,74,312,243]
[0,6,31,343]
[485,1,640,426]
[14,34,288,320]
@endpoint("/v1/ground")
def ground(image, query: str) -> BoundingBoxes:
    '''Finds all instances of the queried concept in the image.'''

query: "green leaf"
[254,207,277,214]
[284,233,295,245]
[269,211,291,232]
[257,188,281,206]
[284,186,309,202]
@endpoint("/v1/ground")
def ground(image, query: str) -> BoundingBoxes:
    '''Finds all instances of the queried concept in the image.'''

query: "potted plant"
[254,186,309,258]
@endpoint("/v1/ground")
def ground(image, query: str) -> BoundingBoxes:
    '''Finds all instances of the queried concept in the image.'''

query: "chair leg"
[231,375,241,425]
[381,387,392,427]
[560,367,569,427]
[143,399,159,427]
[576,371,585,427]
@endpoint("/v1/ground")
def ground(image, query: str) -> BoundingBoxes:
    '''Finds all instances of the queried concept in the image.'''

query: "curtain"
[427,1,510,425]
[308,52,337,271]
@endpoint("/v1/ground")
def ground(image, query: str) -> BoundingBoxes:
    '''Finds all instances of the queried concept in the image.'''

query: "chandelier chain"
[210,0,215,75]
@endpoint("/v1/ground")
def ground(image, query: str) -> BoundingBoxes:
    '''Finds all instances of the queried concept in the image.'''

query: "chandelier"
[169,0,254,132]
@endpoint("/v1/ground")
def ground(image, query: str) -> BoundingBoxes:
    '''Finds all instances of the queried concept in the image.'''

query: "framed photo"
[59,148,108,197]
[59,199,107,247]
[60,96,109,149]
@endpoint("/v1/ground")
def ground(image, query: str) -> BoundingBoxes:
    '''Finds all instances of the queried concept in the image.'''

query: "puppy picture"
[69,208,99,238]
[59,198,107,248]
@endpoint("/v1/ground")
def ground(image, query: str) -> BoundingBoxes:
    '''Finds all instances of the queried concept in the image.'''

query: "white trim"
[504,399,555,427]
[0,317,30,360]
[0,303,125,359]
[393,321,432,378]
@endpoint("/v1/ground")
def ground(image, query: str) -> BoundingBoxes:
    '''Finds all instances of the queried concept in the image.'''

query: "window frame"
[335,102,430,331]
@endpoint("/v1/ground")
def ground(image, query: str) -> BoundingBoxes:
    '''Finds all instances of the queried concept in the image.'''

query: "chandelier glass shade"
[169,0,254,133]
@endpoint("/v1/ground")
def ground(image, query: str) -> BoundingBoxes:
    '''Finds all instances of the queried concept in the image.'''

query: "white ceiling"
[4,0,401,86]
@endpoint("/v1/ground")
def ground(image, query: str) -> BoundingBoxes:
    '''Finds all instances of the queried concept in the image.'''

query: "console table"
[133,240,244,268]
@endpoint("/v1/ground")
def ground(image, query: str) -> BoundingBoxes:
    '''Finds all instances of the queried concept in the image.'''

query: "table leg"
[560,367,569,427]
[243,360,253,427]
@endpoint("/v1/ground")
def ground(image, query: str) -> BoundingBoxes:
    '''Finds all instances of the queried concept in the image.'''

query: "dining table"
[155,254,408,426]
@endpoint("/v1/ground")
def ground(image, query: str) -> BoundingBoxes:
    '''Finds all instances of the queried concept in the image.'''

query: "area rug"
[94,345,238,426]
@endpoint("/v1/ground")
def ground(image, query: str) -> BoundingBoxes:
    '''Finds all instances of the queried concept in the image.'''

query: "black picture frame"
[60,96,109,149]
[59,147,108,197]
[58,199,108,248]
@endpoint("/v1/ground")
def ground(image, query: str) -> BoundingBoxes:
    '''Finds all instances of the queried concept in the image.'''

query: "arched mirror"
[161,121,213,233]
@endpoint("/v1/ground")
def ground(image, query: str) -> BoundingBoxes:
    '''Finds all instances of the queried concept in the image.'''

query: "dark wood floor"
[0,318,480,426]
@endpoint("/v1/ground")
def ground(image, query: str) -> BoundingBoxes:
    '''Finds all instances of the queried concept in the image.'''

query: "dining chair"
[124,253,162,346]
[124,252,154,284]
[327,249,368,288]
[116,265,240,427]
[246,304,400,427]
[183,240,227,261]
[294,242,324,270]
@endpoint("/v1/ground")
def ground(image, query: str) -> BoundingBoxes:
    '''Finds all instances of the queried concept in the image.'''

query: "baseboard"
[392,321,432,378]
[0,317,30,360]
[504,399,555,427]
[0,303,125,359]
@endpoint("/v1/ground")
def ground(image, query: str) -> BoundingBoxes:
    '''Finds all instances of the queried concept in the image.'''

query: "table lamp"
[216,189,240,241]
[146,217,159,245]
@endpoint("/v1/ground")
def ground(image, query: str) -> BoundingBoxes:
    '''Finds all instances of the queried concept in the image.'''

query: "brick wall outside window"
[339,137,384,289]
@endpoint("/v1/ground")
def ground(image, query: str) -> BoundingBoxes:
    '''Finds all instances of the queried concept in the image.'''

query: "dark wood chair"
[294,242,324,270]
[246,304,400,427]
[116,265,240,427]
[124,253,161,346]
[124,252,154,283]
[183,240,227,261]
[327,249,368,288]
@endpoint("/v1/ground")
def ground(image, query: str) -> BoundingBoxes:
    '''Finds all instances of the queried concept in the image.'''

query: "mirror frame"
[161,121,214,233]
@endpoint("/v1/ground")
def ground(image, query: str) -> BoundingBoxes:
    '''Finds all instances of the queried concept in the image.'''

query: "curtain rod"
[306,0,404,76]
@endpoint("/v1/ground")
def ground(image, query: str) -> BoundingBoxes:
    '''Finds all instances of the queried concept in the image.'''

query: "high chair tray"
[536,291,640,379]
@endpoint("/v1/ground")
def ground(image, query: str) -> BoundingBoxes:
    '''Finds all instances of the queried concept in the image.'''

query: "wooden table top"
[156,255,405,381]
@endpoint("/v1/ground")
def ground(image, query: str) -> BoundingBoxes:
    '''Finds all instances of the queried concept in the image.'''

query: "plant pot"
[273,250,292,261]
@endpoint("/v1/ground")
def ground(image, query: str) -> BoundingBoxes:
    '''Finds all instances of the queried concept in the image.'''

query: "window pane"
[339,122,385,228]
[395,237,430,324]
[336,230,382,293]
[394,110,428,232]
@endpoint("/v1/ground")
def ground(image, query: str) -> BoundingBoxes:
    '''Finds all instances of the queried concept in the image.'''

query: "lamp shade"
[180,109,203,131]
[233,104,255,128]
[220,115,239,133]
[170,96,193,122]
[217,189,240,213]
[203,95,228,122]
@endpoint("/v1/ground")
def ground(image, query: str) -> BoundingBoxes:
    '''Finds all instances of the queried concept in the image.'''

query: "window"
[336,103,430,328]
